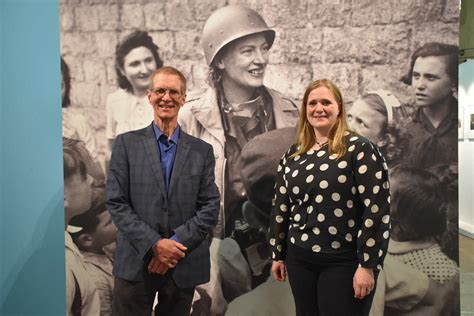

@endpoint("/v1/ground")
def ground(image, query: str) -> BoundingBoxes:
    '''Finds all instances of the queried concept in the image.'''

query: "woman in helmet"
[179,5,299,239]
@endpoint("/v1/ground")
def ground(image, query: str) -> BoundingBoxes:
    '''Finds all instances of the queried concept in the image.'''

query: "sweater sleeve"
[351,138,391,269]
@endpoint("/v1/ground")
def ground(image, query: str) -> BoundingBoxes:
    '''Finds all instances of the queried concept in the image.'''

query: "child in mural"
[63,137,101,315]
[61,57,104,181]
[70,202,117,316]
[401,42,458,168]
[106,30,164,152]
[347,90,409,167]
[371,165,459,316]
[178,5,299,315]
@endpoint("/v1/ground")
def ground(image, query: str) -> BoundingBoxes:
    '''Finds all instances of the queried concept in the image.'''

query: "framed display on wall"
[465,106,474,139]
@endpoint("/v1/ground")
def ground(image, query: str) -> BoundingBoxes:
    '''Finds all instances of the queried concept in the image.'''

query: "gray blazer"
[106,124,220,288]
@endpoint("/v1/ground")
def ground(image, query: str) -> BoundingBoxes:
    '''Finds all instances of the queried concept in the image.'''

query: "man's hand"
[353,267,375,299]
[271,261,286,282]
[153,238,187,266]
[148,256,171,275]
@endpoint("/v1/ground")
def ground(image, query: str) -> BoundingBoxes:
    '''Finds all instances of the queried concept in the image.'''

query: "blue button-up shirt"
[152,122,180,192]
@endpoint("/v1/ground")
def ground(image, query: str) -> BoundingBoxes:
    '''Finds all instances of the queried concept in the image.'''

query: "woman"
[269,79,391,316]
[61,57,104,180]
[106,30,163,151]
[179,5,299,238]
[347,90,408,166]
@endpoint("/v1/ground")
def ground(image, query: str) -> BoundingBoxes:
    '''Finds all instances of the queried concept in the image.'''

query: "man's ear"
[76,233,94,249]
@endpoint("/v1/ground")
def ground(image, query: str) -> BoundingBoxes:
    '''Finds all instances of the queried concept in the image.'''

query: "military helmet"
[202,5,275,66]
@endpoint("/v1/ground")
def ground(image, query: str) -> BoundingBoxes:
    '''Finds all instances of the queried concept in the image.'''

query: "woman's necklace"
[315,139,328,147]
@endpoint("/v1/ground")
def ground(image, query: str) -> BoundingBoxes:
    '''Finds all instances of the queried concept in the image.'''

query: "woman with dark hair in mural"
[106,30,163,151]
[61,57,104,181]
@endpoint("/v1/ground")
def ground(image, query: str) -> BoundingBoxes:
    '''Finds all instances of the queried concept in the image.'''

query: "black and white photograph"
[60,0,459,315]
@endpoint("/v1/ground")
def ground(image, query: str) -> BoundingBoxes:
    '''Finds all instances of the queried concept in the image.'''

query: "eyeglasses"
[149,88,182,99]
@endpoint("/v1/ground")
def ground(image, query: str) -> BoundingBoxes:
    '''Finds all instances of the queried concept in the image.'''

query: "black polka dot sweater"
[269,133,390,269]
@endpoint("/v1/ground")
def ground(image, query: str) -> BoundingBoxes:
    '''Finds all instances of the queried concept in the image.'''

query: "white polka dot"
[306,175,314,183]
[276,215,284,223]
[306,163,315,170]
[329,154,338,160]
[331,241,341,249]
[317,213,325,222]
[373,186,380,194]
[345,234,353,242]
[358,185,365,194]
[382,215,390,224]
[292,186,300,194]
[294,214,301,222]
[371,204,379,213]
[319,180,328,189]
[299,159,307,165]
[332,193,341,201]
[365,219,374,228]
[317,151,326,157]
[344,131,350,136]
[351,186,357,194]
[300,224,306,230]
[272,253,276,258]
[279,186,287,194]
[348,145,356,152]
[277,165,282,172]
[285,167,290,174]
[279,232,285,239]
[378,250,384,257]
[350,136,359,141]
[371,153,377,161]
[277,245,282,252]
[357,152,365,160]
[280,204,288,212]
[292,170,299,177]
[294,155,301,161]
[375,171,382,179]
[387,196,390,204]
[358,165,368,174]
[334,208,343,217]
[363,253,370,262]
[383,181,389,189]
[270,238,276,246]
[348,219,355,227]
[358,230,362,237]
[290,237,296,244]
[315,195,323,203]
[366,238,375,247]
[301,233,309,241]
[312,227,320,235]
[307,149,315,155]
[303,194,309,202]
[364,198,371,207]
[338,175,347,183]
[338,161,348,169]
[312,245,321,252]
[307,205,314,214]
[320,163,329,171]
[383,162,388,170]
[347,200,354,208]
[383,231,390,239]
[328,226,337,235]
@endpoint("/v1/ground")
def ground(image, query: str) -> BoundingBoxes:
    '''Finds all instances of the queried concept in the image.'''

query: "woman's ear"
[216,59,225,70]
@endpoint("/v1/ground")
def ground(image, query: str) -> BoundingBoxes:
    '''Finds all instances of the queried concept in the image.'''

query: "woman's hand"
[353,266,374,299]
[271,261,287,282]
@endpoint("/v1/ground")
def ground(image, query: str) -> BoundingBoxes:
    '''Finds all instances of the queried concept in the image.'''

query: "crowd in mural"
[61,4,459,316]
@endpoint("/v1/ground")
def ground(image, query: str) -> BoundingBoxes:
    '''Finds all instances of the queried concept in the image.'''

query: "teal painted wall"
[0,0,65,314]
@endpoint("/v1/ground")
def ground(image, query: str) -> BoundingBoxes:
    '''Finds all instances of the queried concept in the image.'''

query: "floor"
[460,234,474,315]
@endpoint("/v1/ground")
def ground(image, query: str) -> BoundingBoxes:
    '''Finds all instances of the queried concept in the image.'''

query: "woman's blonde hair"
[293,79,351,159]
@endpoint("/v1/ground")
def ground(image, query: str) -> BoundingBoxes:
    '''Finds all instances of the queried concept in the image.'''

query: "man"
[106,66,220,316]
[402,42,458,168]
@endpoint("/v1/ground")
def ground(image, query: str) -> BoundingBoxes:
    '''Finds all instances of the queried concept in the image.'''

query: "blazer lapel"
[142,125,167,197]
[167,131,189,197]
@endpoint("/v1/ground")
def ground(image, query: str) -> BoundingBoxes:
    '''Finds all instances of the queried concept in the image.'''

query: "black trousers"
[286,244,376,316]
[112,273,194,316]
